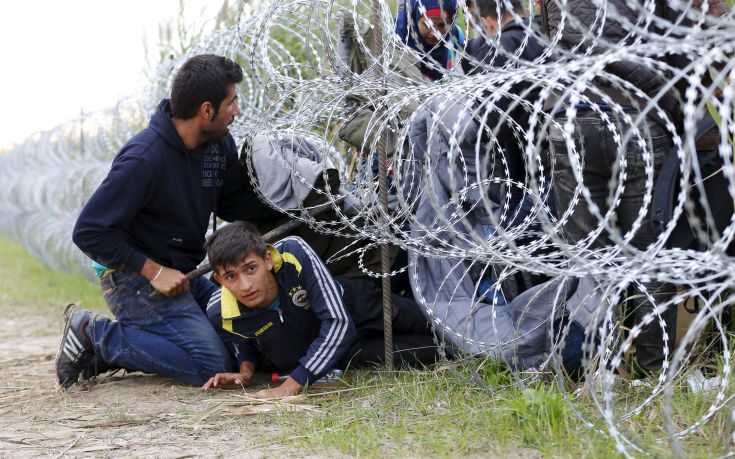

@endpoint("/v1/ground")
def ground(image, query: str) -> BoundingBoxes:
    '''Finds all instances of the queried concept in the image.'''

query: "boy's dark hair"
[476,0,525,19]
[170,54,244,120]
[204,221,268,272]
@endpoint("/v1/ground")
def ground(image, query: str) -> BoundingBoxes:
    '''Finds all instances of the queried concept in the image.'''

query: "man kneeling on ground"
[56,54,275,390]
[202,221,440,398]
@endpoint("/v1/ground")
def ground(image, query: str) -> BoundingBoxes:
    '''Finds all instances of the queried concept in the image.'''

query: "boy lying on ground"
[202,221,441,398]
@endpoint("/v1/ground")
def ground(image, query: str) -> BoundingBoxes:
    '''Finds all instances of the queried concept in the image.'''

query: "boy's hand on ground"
[151,267,189,297]
[250,377,302,399]
[202,371,253,390]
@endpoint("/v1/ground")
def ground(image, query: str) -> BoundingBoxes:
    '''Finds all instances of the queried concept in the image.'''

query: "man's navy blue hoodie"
[73,100,275,273]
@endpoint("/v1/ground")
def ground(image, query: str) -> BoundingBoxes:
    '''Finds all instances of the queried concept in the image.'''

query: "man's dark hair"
[204,221,268,273]
[170,54,244,120]
[476,0,526,19]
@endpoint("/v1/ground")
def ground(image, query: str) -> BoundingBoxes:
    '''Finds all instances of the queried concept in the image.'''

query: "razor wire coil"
[1,0,735,455]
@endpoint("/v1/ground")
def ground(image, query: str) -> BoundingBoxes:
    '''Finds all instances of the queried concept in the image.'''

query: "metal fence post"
[372,0,394,368]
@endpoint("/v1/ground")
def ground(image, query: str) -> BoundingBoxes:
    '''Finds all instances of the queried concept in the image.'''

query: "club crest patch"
[289,286,310,309]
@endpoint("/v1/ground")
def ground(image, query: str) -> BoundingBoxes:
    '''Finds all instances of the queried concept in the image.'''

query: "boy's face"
[213,251,278,309]
[417,14,452,45]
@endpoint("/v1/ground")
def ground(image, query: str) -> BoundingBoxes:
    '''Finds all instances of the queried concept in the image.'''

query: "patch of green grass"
[0,238,105,316]
[272,367,614,458]
[105,402,132,421]
[260,356,735,458]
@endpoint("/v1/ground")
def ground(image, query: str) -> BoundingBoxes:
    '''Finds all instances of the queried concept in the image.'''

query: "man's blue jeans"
[87,272,232,386]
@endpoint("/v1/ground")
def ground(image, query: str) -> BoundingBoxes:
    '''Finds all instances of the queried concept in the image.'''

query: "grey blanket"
[250,133,339,211]
[407,96,608,370]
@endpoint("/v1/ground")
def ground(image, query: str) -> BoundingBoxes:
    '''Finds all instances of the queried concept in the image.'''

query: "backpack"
[652,114,734,254]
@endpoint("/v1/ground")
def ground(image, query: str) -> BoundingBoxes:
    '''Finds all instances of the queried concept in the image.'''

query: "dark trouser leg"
[500,143,530,228]
[390,294,434,335]
[342,294,440,368]
[554,317,586,378]
[338,276,440,367]
[615,126,676,372]
[339,334,441,368]
[550,116,613,247]
[341,276,434,336]
[550,110,676,373]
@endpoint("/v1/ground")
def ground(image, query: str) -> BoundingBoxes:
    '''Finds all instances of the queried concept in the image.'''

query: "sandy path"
[0,315,337,458]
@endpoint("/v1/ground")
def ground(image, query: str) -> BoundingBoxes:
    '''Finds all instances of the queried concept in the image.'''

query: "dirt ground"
[0,312,548,459]
[0,313,343,458]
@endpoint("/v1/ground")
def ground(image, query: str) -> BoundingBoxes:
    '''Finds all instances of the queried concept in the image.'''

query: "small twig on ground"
[0,386,29,394]
[53,434,82,459]
[0,391,33,403]
[190,402,225,424]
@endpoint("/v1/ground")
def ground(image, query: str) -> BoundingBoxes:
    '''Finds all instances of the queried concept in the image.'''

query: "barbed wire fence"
[1,0,735,454]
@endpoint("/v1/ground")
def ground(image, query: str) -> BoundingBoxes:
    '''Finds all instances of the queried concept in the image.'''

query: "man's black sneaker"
[55,304,96,389]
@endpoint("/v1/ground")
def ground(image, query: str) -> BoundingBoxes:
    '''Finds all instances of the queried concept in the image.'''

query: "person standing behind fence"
[540,0,684,376]
[395,0,465,81]
[462,0,549,228]
[55,54,276,389]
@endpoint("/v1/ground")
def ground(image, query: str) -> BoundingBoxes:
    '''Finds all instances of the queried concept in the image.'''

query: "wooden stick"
[148,198,343,298]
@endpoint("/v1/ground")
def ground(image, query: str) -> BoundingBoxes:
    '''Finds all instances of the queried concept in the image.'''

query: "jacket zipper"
[277,308,284,323]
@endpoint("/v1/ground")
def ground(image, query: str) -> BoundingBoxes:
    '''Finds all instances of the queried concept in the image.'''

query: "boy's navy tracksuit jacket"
[207,237,357,385]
